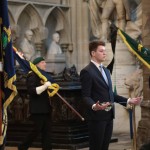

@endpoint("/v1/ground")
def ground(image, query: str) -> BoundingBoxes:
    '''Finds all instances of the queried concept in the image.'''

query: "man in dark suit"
[18,57,53,150]
[80,40,141,150]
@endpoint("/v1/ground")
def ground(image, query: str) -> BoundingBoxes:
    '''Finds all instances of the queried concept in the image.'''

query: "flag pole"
[129,90,137,150]
[0,18,3,140]
[56,93,85,121]
[132,105,137,150]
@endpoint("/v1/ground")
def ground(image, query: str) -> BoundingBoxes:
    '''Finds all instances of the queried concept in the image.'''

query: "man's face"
[91,45,107,64]
[36,61,46,71]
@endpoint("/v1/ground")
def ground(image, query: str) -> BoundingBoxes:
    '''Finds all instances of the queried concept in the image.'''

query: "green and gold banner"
[118,29,150,69]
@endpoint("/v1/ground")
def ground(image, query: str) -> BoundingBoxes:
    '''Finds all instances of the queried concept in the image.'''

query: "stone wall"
[136,0,150,149]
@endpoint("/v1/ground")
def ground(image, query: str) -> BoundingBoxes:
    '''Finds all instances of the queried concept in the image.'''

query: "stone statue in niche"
[124,65,143,98]
[46,32,63,58]
[19,29,36,61]
[45,32,65,73]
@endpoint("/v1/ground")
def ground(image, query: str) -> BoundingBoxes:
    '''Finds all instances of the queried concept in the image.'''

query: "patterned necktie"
[99,65,108,85]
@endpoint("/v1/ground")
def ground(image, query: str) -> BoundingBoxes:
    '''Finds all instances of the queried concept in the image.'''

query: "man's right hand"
[44,81,51,88]
[92,101,111,111]
[36,81,51,95]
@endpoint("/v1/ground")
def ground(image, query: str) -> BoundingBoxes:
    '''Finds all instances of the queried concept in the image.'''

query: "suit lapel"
[90,62,109,87]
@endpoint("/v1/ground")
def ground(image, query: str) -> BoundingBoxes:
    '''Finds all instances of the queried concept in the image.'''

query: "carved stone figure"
[87,0,104,38]
[124,68,143,98]
[63,65,80,81]
[125,3,142,39]
[12,97,24,121]
[86,0,141,41]
[19,30,36,61]
[101,0,131,41]
[47,32,62,57]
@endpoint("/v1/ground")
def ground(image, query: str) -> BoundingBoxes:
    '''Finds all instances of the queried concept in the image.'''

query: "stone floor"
[5,133,134,150]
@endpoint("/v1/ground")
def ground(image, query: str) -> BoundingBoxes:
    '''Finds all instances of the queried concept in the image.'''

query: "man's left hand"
[128,97,142,105]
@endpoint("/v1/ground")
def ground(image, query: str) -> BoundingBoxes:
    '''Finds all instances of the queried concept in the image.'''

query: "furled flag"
[13,46,59,97]
[107,23,118,74]
[0,0,17,146]
[118,29,150,69]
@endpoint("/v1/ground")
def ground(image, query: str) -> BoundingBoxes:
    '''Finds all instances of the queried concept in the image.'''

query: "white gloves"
[44,81,51,88]
[36,81,51,95]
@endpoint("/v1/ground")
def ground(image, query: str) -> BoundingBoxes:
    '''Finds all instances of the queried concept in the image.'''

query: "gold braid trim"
[30,62,47,82]
[47,83,59,97]
[3,74,17,109]
[30,62,59,97]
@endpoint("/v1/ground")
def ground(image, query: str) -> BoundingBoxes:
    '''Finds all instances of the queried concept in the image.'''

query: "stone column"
[77,0,90,71]
[70,0,89,73]
[137,0,150,149]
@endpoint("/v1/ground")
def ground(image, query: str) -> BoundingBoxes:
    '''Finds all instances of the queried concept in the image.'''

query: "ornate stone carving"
[85,0,142,41]
[62,65,80,81]
[8,1,70,59]
[124,67,143,98]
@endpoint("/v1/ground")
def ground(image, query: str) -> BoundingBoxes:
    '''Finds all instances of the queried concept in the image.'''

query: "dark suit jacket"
[80,62,127,121]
